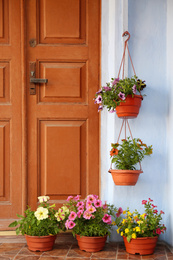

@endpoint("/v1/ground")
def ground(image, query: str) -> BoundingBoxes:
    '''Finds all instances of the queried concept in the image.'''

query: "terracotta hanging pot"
[116,95,143,119]
[76,234,107,252]
[123,236,158,255]
[109,169,143,186]
[25,234,57,252]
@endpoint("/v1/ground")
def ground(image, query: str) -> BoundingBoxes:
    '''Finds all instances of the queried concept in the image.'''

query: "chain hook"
[122,31,130,43]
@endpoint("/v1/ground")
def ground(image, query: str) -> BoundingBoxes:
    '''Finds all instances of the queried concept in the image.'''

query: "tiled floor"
[0,233,172,260]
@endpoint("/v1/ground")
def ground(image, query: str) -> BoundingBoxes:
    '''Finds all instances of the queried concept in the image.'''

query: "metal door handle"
[29,62,48,95]
[30,78,48,84]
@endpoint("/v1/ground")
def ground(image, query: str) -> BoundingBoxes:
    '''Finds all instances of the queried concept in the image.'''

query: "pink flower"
[86,201,92,209]
[153,210,158,214]
[149,198,153,202]
[66,196,73,201]
[77,201,84,207]
[118,92,125,100]
[112,78,119,85]
[109,109,116,113]
[87,205,96,213]
[94,195,99,200]
[116,207,123,217]
[142,200,147,205]
[77,210,83,218]
[132,84,137,94]
[160,210,165,214]
[95,95,102,104]
[152,204,157,208]
[83,211,92,220]
[69,211,77,221]
[94,199,102,208]
[103,202,108,209]
[102,214,112,224]
[74,195,81,201]
[65,219,69,229]
[68,221,76,229]
[87,195,96,204]
[156,228,161,235]
[77,206,84,212]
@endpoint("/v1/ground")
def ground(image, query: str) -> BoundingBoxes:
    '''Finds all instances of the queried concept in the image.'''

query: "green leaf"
[8,221,18,227]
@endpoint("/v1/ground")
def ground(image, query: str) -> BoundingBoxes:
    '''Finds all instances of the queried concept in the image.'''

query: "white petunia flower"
[34,207,49,220]
[38,196,50,203]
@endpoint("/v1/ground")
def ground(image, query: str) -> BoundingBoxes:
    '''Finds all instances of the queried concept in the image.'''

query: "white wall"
[101,0,172,245]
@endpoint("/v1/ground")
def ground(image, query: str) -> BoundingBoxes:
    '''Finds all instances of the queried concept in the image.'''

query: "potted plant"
[109,137,153,185]
[115,198,166,255]
[63,194,121,252]
[94,75,146,118]
[9,195,68,252]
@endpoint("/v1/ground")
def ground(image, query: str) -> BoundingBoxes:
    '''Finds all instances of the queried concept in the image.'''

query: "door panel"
[0,0,22,229]
[26,0,100,209]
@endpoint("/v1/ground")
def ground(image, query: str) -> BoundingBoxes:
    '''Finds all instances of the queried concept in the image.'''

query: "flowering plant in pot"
[94,75,146,118]
[63,194,121,252]
[115,198,166,255]
[109,137,153,185]
[9,195,67,251]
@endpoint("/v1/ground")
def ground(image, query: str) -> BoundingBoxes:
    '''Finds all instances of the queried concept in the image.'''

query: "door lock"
[29,62,48,95]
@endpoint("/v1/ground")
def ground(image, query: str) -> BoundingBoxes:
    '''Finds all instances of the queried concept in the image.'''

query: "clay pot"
[25,234,57,252]
[76,234,107,252]
[109,169,143,186]
[123,236,158,255]
[116,95,143,119]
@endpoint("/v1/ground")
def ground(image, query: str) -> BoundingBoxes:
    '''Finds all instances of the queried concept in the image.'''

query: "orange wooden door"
[0,0,23,229]
[26,0,100,208]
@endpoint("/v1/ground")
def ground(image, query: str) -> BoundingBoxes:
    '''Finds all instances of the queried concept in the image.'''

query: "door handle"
[29,62,48,95]
[30,78,48,84]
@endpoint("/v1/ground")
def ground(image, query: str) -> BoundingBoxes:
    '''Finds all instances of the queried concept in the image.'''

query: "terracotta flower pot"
[109,169,143,186]
[116,95,143,119]
[76,234,107,252]
[123,236,158,255]
[25,234,57,252]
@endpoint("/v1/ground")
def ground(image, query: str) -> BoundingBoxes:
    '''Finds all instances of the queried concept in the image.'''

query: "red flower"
[116,207,123,217]
[151,204,157,208]
[156,228,161,235]
[160,210,165,214]
[148,198,153,202]
[153,210,158,214]
[142,200,147,205]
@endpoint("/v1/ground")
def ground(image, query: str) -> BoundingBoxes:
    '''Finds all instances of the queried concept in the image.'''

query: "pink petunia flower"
[153,210,158,214]
[66,196,73,202]
[102,214,112,224]
[68,221,76,229]
[118,92,125,100]
[116,207,123,217]
[65,219,69,230]
[156,228,161,235]
[74,195,81,201]
[160,210,165,214]
[149,198,153,202]
[69,211,77,221]
[83,211,92,220]
[77,201,84,208]
[87,205,96,214]
[86,201,92,209]
[152,204,157,208]
[109,109,116,113]
[142,200,147,205]
[112,78,119,85]
[94,195,99,200]
[95,95,102,104]
[132,84,137,94]
[94,199,102,208]
[103,202,108,209]
[77,206,84,212]
[77,210,83,218]
[87,195,96,204]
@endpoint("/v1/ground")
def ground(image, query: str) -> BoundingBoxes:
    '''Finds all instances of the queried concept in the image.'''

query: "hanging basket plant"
[94,31,146,118]
[109,133,153,186]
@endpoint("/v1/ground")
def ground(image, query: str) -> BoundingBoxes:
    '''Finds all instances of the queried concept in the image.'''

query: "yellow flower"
[132,233,136,239]
[137,220,142,225]
[141,213,146,219]
[125,228,129,233]
[123,210,126,214]
[122,219,126,224]
[120,231,123,236]
[136,226,141,232]
[128,217,132,221]
[112,221,116,226]
[117,228,120,234]
[127,211,132,216]
[133,228,136,231]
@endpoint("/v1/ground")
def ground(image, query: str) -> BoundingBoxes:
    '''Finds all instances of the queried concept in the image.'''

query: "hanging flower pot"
[109,169,143,186]
[115,94,143,119]
[123,236,158,255]
[25,235,57,252]
[76,235,107,252]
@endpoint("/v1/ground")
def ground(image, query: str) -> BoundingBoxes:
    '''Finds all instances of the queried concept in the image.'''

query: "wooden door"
[0,0,23,229]
[26,0,100,208]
